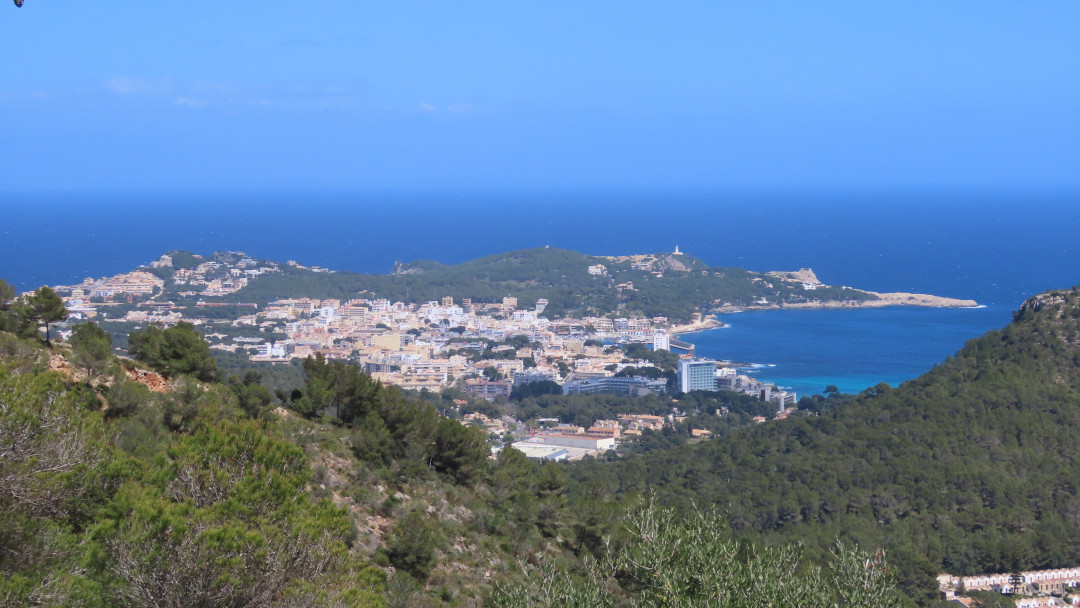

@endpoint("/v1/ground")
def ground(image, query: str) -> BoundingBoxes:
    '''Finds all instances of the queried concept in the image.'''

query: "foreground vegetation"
[490,501,905,608]
[10,278,1080,605]
[562,286,1080,603]
[0,279,902,607]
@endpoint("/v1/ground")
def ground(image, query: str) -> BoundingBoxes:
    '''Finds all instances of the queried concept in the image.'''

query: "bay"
[682,305,1006,397]
[1,187,1078,395]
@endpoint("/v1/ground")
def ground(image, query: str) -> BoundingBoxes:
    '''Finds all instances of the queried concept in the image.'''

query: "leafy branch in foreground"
[488,500,905,608]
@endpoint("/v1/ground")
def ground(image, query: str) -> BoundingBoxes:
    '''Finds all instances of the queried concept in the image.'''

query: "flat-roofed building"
[542,434,616,451]
[509,443,569,461]
[464,379,513,401]
[678,358,718,393]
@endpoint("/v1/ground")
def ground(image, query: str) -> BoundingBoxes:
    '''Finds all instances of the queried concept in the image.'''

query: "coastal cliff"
[669,316,724,334]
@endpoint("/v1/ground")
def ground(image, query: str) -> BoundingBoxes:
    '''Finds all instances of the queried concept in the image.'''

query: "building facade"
[678,358,717,393]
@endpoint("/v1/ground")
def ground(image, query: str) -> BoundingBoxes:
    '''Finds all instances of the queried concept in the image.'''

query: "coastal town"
[47,250,801,460]
[7,6,1073,605]
[12,249,1077,606]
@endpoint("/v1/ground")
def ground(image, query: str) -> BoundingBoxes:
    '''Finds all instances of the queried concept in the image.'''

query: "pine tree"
[1009,570,1025,595]
[22,286,67,346]
[69,321,113,382]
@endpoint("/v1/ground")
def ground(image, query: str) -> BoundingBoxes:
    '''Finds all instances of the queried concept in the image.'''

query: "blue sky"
[2,2,1079,192]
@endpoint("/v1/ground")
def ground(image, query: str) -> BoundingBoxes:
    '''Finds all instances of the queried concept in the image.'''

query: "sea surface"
[683,306,998,396]
[2,188,1078,395]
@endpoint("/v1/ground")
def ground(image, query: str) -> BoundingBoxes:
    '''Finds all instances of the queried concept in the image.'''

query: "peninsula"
[164,246,973,318]
[38,246,975,395]
[47,246,976,324]
[722,267,980,311]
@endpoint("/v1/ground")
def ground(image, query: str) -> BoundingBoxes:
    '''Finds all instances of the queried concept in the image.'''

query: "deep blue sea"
[2,188,1078,395]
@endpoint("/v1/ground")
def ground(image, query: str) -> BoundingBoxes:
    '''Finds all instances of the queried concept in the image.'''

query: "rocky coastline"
[669,316,725,335]
[706,268,980,313]
[712,290,978,313]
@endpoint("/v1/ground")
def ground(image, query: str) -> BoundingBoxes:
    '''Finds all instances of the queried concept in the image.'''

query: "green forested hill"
[565,285,1080,602]
[222,247,875,321]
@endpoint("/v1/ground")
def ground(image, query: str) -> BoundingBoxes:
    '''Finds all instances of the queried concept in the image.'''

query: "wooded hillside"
[564,285,1080,602]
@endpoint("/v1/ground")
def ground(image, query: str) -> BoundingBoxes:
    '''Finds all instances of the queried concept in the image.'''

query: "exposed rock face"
[716,290,979,312]
[767,268,821,284]
[600,252,696,273]
[125,367,168,392]
[1018,291,1070,317]
[869,292,979,308]
[661,254,691,272]
[48,353,74,376]
[758,268,978,309]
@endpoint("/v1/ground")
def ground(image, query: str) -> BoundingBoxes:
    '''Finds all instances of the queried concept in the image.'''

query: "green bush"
[386,509,445,582]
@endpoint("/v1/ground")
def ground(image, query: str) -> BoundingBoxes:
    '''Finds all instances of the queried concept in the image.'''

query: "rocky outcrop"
[865,292,979,308]
[715,290,978,312]
[757,269,978,309]
[47,353,75,376]
[767,268,821,284]
[1018,291,1070,317]
[662,254,691,273]
[125,367,168,392]
[669,316,724,335]
[391,261,423,275]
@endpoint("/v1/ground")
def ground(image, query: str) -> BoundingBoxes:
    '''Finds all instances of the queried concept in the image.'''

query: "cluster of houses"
[49,252,799,447]
[54,253,282,323]
[939,568,1080,607]
[60,271,165,318]
[170,254,280,297]
[227,293,693,396]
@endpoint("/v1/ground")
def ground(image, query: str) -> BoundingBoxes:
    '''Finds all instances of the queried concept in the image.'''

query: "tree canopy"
[128,321,219,382]
[287,354,490,485]
[20,286,67,346]
[217,247,878,322]
[561,285,1080,601]
[69,321,114,381]
[0,335,384,607]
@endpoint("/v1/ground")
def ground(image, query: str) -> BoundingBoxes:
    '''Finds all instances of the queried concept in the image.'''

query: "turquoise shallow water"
[681,305,1009,396]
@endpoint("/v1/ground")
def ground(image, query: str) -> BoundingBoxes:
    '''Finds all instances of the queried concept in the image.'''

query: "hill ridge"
[119,246,979,323]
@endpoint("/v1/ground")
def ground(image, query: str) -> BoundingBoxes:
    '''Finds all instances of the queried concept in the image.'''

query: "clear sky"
[2,2,1079,193]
